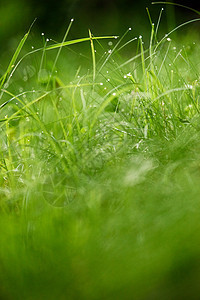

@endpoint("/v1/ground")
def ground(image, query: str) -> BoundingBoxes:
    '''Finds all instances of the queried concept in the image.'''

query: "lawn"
[0,10,200,299]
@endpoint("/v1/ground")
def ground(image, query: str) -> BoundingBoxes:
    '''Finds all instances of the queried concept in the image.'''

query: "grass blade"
[45,36,117,51]
[152,2,200,15]
[0,20,36,98]
[89,29,96,82]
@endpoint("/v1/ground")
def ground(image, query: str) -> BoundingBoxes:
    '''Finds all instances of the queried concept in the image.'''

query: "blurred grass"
[0,10,200,299]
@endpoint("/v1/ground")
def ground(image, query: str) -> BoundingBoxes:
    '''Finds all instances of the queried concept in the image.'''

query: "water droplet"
[41,33,45,36]
[108,49,112,54]
[112,92,116,96]
[71,18,74,22]
[108,41,113,46]
[167,38,171,42]
[100,82,103,86]
[129,27,132,31]
[46,38,49,42]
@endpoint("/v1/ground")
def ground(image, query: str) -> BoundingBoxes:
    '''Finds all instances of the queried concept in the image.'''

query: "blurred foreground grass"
[0,15,200,299]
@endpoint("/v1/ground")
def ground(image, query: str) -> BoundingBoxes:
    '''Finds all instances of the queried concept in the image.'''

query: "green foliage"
[1,13,200,299]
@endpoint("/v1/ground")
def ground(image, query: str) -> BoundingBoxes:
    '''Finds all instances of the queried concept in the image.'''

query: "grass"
[1,10,200,299]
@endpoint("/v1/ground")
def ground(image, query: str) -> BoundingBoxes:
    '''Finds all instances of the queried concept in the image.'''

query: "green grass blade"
[89,29,96,82]
[154,18,200,52]
[45,36,117,51]
[152,2,200,15]
[0,20,36,98]
[46,18,75,90]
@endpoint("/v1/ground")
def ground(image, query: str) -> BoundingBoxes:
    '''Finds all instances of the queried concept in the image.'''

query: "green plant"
[1,8,200,299]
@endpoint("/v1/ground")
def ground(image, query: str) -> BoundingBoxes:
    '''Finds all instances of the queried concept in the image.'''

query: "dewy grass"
[1,11,200,299]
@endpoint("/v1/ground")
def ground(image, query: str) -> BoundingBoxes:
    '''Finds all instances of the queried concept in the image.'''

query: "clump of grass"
[1,8,200,299]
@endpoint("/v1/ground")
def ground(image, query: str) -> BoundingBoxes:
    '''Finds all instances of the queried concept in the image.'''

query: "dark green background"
[1,0,199,43]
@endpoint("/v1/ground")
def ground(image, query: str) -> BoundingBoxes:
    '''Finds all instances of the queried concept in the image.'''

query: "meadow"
[0,7,200,299]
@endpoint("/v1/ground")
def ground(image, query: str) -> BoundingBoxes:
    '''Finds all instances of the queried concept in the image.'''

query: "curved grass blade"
[152,2,200,15]
[46,18,75,90]
[89,29,96,82]
[0,19,36,98]
[45,36,117,51]
[5,35,118,85]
